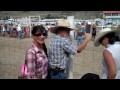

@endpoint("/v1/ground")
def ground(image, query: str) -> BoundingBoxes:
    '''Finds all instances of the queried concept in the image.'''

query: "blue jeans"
[49,68,67,79]
[77,36,83,46]
[18,31,22,39]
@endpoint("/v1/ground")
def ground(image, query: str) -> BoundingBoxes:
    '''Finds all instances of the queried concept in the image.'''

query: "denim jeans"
[77,36,83,46]
[49,68,67,79]
[18,31,22,39]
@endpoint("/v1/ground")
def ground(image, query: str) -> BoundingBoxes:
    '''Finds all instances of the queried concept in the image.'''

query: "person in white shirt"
[2,25,5,36]
[17,24,22,39]
[94,27,120,79]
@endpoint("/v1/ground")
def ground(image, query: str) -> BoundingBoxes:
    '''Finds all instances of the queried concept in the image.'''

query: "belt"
[50,66,65,71]
[49,67,66,76]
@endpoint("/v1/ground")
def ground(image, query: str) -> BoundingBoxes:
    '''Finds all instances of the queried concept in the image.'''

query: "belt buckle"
[59,68,64,71]
[57,67,65,71]
[50,66,65,71]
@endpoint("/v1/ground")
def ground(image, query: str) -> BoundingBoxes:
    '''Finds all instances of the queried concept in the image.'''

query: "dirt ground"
[0,32,104,79]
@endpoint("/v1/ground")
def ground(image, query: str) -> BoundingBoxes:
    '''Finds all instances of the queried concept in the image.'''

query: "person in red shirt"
[25,25,48,79]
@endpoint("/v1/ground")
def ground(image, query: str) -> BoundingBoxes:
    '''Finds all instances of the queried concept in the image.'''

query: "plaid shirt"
[48,34,77,69]
[26,43,48,79]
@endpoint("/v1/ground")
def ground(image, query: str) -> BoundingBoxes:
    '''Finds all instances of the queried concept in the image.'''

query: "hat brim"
[94,29,120,47]
[51,26,74,34]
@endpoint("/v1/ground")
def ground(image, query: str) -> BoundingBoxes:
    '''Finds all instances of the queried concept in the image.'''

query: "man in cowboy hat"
[94,27,120,79]
[48,19,91,79]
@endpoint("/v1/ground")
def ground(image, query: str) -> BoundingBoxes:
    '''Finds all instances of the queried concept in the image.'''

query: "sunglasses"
[34,33,47,37]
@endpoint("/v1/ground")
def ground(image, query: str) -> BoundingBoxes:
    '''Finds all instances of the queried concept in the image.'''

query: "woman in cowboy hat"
[48,19,91,79]
[94,27,120,79]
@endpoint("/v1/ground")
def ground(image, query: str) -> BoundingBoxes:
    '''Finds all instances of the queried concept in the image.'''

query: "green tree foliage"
[45,14,52,19]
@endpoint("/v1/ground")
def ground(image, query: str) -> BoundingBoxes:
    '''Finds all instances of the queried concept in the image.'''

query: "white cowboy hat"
[94,27,120,47]
[51,19,74,34]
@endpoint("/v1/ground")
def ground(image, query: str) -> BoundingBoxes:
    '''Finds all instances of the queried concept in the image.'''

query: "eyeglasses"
[34,33,47,37]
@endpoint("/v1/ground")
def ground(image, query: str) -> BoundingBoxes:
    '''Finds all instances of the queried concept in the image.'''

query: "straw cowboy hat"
[51,19,74,34]
[94,27,120,47]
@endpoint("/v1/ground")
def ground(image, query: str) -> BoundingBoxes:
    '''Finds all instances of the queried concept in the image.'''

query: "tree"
[45,14,52,19]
